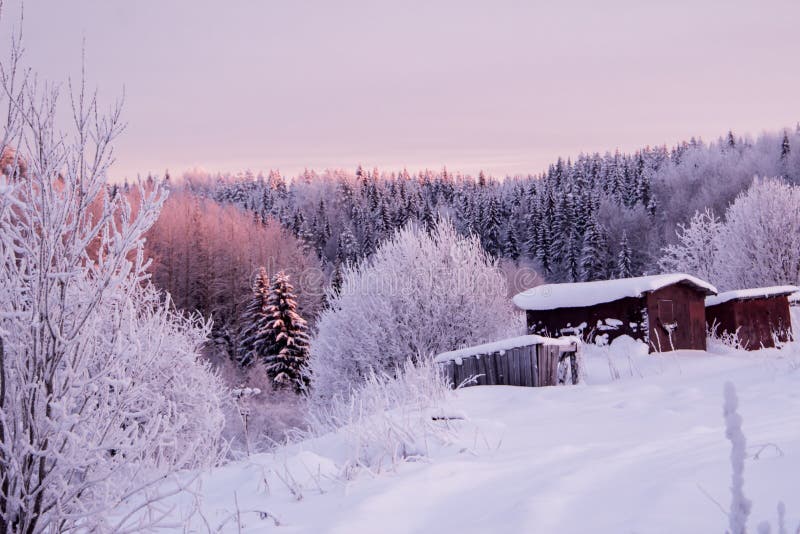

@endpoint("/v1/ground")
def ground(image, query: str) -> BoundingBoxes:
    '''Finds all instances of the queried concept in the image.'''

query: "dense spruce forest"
[173,127,799,283]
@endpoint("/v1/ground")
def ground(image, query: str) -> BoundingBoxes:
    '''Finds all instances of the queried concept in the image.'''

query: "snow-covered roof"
[705,286,799,307]
[512,274,717,311]
[434,334,578,364]
[790,291,800,304]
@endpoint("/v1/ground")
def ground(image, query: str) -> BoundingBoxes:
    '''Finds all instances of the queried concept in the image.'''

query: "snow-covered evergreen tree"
[482,197,502,256]
[580,216,606,281]
[504,224,521,262]
[563,227,581,282]
[781,131,791,160]
[617,231,633,279]
[238,267,272,367]
[337,225,360,265]
[263,272,311,393]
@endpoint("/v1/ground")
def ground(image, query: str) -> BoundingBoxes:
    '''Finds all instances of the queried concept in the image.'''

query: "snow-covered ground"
[141,320,800,533]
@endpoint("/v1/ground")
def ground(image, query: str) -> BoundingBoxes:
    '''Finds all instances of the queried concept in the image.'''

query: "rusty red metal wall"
[706,295,792,349]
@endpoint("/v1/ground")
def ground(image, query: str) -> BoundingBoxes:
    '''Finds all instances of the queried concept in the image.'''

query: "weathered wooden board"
[476,354,487,386]
[520,345,533,387]
[509,348,521,386]
[484,353,497,385]
[440,342,579,389]
[498,350,509,385]
[541,345,560,386]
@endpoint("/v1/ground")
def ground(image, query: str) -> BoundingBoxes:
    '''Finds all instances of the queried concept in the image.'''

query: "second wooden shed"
[705,286,798,349]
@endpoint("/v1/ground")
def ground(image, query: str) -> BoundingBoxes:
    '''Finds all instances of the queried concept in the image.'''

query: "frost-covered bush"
[659,177,800,291]
[308,220,522,401]
[299,358,457,472]
[0,39,225,531]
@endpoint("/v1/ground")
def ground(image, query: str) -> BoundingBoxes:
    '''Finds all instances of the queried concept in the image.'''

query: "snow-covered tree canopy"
[308,220,522,401]
[659,177,800,291]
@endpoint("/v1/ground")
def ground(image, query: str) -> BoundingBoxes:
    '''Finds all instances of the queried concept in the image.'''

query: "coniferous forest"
[177,127,799,286]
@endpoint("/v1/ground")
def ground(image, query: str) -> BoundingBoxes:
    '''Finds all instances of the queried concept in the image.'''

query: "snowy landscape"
[2,2,800,533]
[120,329,800,534]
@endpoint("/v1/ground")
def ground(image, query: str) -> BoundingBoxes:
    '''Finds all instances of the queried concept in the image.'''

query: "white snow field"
[139,324,800,533]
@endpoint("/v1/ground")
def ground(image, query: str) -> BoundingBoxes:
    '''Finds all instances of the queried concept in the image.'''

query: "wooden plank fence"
[440,342,579,389]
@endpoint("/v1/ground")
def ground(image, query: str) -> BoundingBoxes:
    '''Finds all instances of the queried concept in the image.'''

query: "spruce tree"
[336,226,359,265]
[421,201,435,232]
[238,267,271,367]
[563,227,580,282]
[483,197,502,256]
[580,216,607,282]
[727,130,736,149]
[504,224,520,262]
[781,131,791,160]
[617,231,633,279]
[263,271,311,393]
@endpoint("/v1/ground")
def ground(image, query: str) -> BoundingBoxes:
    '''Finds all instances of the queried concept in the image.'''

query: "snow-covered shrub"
[298,357,457,472]
[308,220,522,401]
[0,41,225,531]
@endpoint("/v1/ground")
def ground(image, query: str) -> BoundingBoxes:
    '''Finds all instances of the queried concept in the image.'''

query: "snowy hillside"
[127,324,800,532]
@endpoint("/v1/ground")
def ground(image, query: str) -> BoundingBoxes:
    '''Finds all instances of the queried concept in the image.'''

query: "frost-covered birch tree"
[715,177,800,289]
[308,220,521,401]
[659,178,800,290]
[0,25,225,532]
[658,208,723,283]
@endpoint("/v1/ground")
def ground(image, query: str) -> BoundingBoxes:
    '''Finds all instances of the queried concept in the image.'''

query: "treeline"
[173,126,800,286]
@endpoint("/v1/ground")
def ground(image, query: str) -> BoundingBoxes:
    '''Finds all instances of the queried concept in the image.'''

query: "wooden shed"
[512,274,717,353]
[434,335,580,389]
[705,286,798,349]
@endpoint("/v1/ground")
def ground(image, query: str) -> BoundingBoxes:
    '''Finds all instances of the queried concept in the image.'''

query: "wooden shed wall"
[646,283,708,352]
[441,344,575,389]
[706,295,792,349]
[525,296,646,344]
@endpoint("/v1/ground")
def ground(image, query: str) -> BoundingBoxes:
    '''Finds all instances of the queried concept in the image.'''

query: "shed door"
[658,299,675,324]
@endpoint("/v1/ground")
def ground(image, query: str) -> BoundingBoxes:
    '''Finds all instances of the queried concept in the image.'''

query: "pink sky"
[5,0,800,179]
